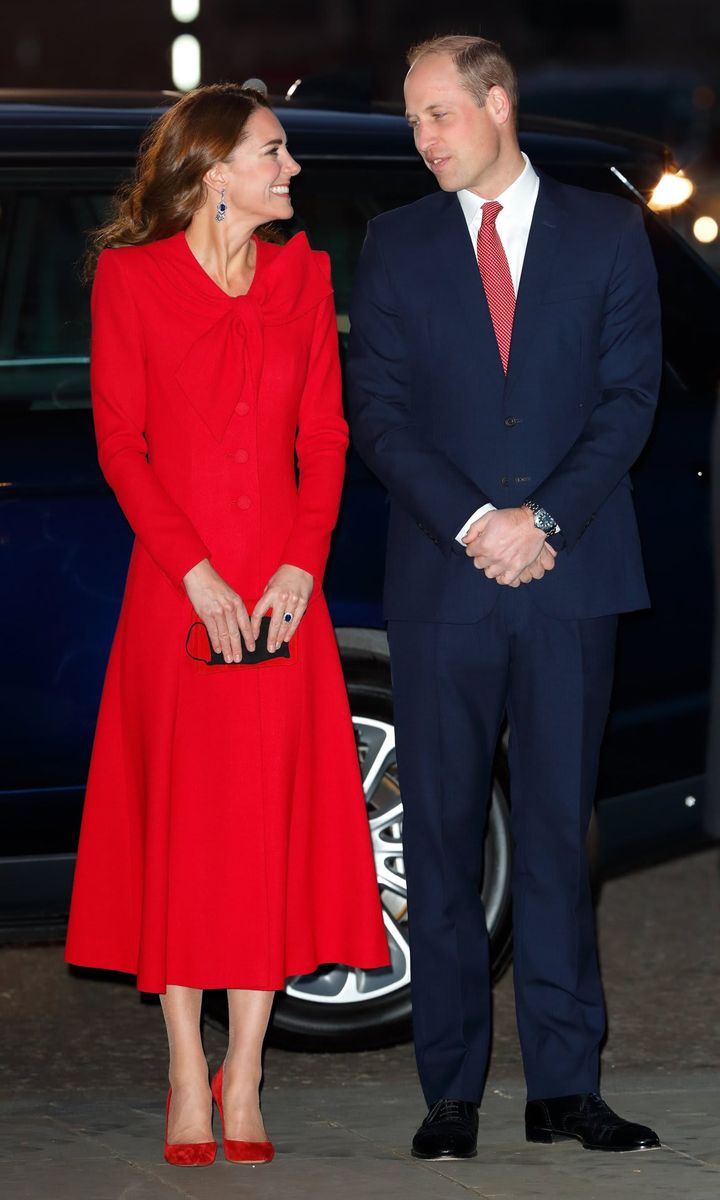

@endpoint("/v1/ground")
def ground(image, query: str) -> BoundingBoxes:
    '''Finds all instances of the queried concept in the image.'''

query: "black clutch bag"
[185,616,291,666]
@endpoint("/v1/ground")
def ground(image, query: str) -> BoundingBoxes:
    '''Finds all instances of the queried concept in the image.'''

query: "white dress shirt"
[455,153,540,543]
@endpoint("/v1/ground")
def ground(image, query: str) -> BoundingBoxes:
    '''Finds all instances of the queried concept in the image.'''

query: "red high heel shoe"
[211,1063,274,1164]
[164,1088,217,1167]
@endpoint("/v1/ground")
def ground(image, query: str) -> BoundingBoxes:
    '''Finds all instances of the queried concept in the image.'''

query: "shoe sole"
[225,1158,274,1165]
[527,1129,661,1153]
[411,1149,478,1160]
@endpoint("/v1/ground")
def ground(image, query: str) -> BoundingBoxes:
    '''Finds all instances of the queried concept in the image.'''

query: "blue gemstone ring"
[283,612,293,623]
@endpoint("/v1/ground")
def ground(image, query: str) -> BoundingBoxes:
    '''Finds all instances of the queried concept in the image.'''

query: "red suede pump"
[164,1088,217,1167]
[211,1063,274,1164]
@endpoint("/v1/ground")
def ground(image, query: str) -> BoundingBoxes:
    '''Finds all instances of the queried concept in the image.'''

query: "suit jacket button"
[234,449,249,463]
[235,402,250,416]
[236,496,251,510]
[500,476,509,487]
[504,416,520,427]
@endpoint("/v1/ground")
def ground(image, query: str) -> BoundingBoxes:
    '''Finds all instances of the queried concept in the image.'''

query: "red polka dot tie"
[476,200,515,374]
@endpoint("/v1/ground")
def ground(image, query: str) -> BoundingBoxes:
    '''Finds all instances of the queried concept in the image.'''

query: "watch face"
[535,509,557,534]
[524,501,557,534]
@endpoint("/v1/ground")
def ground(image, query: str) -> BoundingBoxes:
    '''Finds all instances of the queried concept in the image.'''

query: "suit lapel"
[505,174,563,396]
[415,180,566,391]
[424,192,506,389]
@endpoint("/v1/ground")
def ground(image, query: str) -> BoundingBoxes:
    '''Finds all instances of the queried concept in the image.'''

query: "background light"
[172,34,201,91]
[171,0,200,21]
[693,215,719,244]
[648,171,694,211]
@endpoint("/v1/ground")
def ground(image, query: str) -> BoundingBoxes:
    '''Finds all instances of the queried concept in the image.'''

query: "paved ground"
[2,847,719,1198]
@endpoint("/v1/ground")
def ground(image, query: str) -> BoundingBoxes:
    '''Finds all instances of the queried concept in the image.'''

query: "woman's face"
[218,107,301,225]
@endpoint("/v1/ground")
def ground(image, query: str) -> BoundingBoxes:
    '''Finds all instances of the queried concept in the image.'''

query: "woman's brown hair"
[83,83,271,281]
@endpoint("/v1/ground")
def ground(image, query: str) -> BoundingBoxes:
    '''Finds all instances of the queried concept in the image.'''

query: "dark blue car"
[0,91,717,1049]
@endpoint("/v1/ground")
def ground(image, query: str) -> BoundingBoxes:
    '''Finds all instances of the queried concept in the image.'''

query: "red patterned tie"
[476,200,515,374]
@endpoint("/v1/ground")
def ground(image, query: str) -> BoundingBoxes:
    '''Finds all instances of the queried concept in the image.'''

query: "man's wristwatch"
[522,499,560,536]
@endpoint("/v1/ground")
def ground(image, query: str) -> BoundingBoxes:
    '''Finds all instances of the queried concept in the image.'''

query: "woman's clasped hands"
[183,560,313,663]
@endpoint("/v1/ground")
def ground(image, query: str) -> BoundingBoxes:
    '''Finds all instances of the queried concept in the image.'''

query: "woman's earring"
[215,189,227,222]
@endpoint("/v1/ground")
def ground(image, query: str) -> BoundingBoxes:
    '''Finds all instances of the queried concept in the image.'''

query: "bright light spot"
[693,215,719,244]
[172,34,201,91]
[286,79,302,99]
[648,171,694,211]
[171,0,200,21]
[698,470,704,477]
[684,795,697,808]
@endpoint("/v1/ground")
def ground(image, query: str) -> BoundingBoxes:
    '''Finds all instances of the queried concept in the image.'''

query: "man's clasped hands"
[462,506,556,587]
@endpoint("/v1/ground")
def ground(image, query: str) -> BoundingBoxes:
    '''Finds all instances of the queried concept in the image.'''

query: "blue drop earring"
[215,188,227,222]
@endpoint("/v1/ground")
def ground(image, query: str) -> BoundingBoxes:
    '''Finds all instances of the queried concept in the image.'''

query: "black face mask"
[185,615,290,666]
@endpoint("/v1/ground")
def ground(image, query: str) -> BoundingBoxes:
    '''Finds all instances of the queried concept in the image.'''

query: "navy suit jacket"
[346,173,662,622]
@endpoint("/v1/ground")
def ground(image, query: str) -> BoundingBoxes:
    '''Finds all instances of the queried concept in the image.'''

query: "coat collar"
[170,232,332,440]
[427,190,508,390]
[504,171,564,396]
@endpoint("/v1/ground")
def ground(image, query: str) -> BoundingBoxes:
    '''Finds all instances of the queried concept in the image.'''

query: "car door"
[0,172,133,870]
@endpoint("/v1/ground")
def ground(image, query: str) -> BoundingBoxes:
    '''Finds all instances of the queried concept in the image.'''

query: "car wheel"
[266,658,514,1050]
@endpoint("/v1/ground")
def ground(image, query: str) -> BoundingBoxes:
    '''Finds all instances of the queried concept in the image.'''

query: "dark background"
[2,0,719,99]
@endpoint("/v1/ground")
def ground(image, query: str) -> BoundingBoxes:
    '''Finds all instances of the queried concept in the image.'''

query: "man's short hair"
[407,34,519,112]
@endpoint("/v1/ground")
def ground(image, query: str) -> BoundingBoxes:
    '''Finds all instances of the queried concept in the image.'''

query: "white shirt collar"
[457,153,538,229]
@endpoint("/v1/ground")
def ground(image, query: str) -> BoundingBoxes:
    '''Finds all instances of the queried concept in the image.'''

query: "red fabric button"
[234,449,249,463]
[236,496,251,510]
[235,402,250,416]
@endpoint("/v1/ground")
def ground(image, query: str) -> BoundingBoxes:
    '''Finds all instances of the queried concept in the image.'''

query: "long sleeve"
[347,222,492,558]
[533,205,661,550]
[280,292,348,586]
[91,250,210,591]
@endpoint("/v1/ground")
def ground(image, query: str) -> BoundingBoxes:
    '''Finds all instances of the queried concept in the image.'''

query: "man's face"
[404,54,501,194]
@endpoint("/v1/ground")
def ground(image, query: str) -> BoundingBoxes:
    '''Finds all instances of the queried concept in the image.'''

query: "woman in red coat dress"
[64,83,389,1166]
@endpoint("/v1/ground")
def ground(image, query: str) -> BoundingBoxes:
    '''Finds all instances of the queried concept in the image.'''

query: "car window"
[645,213,719,402]
[0,167,432,413]
[0,188,111,412]
[285,164,434,330]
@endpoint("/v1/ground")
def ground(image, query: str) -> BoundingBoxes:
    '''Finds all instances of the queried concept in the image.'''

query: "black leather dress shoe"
[411,1099,479,1160]
[525,1093,660,1152]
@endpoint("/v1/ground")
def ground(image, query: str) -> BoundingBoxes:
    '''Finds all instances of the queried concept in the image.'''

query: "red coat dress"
[64,230,389,992]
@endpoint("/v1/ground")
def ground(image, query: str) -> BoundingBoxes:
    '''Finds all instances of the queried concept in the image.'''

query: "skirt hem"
[64,947,391,994]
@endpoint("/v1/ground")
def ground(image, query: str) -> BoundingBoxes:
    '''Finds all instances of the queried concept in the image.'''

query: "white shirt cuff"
[456,503,496,544]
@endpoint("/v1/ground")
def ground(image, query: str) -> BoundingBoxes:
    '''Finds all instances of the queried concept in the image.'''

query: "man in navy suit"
[347,35,662,1159]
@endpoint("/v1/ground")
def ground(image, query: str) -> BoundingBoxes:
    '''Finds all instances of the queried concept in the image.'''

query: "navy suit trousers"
[388,587,617,1104]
